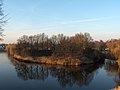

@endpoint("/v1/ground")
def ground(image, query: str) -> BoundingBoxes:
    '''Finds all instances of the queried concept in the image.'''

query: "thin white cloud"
[60,17,113,25]
[5,16,114,31]
[34,16,114,30]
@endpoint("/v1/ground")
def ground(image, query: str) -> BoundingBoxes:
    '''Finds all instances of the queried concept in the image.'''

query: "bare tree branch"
[0,0,7,41]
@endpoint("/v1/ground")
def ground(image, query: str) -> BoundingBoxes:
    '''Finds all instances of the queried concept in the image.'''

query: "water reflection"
[11,59,49,81]
[104,59,120,90]
[10,57,102,88]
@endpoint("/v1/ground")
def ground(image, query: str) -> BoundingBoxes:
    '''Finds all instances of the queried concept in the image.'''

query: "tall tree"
[0,0,7,41]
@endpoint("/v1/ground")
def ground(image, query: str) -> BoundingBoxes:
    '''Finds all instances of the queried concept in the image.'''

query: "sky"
[1,0,120,43]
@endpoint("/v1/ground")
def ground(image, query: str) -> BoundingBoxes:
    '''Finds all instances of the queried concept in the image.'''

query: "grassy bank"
[13,54,94,66]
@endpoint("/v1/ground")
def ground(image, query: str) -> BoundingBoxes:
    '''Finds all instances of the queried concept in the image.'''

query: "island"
[5,33,120,66]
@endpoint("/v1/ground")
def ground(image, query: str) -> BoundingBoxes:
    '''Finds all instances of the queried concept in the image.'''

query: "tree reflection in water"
[104,59,120,90]
[12,61,49,81]
[10,58,102,88]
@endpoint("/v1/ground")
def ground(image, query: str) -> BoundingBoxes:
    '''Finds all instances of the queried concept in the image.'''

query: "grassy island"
[6,32,120,66]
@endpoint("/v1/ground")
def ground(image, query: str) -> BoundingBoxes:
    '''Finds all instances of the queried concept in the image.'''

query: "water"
[0,52,119,90]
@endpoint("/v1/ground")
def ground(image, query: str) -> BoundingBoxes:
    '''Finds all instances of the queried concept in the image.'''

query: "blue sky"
[2,0,120,43]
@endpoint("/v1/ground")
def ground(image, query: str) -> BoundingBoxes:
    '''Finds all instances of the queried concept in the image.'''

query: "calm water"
[0,52,120,90]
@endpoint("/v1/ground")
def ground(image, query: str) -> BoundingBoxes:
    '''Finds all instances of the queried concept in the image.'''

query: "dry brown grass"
[13,54,82,66]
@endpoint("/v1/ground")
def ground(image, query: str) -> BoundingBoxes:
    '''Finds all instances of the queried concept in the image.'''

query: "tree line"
[106,39,120,60]
[15,33,106,62]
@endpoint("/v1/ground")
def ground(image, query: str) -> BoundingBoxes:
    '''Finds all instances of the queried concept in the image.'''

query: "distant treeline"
[10,33,108,62]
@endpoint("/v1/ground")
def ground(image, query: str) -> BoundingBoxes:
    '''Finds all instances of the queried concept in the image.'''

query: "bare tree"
[0,0,7,41]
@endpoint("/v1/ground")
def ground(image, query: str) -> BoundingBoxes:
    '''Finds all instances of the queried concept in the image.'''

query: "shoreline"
[13,54,94,66]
